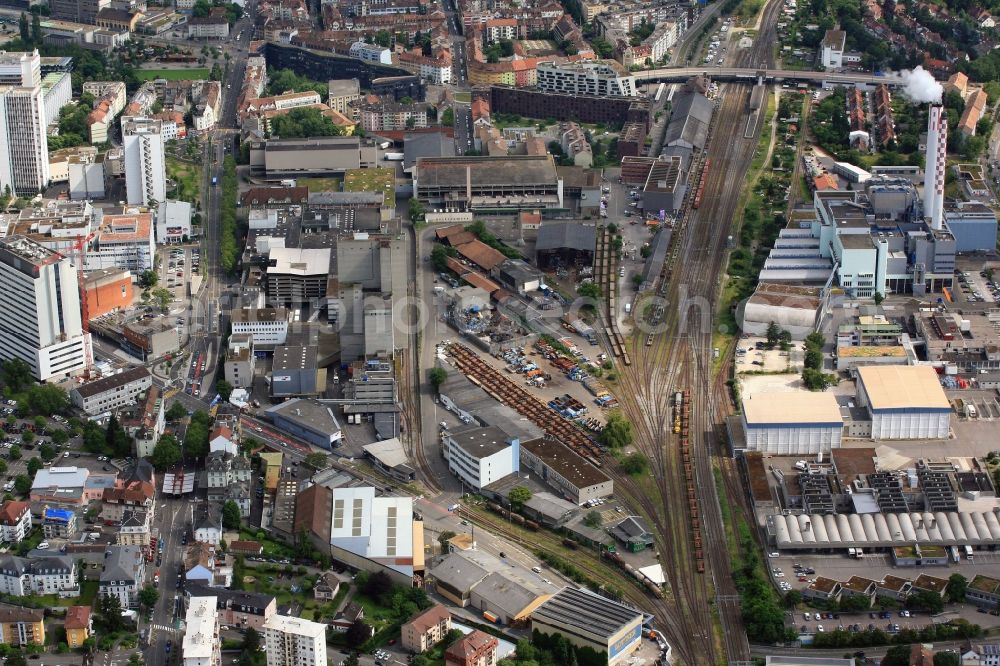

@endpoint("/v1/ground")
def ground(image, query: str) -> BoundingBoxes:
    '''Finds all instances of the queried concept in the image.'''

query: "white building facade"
[123,117,167,206]
[263,614,328,666]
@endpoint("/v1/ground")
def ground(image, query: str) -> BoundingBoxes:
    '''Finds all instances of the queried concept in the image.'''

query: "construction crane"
[37,231,97,375]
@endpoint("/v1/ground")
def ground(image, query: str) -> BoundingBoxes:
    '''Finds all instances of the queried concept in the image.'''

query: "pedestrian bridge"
[634,66,890,87]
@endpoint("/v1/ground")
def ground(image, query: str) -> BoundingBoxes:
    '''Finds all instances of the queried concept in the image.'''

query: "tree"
[6,653,26,666]
[184,410,212,459]
[20,430,33,445]
[138,270,158,288]
[598,410,633,449]
[222,500,241,529]
[948,573,968,602]
[166,402,187,422]
[441,108,455,127]
[934,653,960,666]
[13,475,30,496]
[39,443,56,461]
[0,460,9,475]
[783,590,802,608]
[30,13,40,43]
[508,485,532,508]
[765,321,782,349]
[138,585,159,609]
[303,452,329,470]
[346,619,372,647]
[578,282,601,300]
[26,458,42,477]
[428,367,447,391]
[873,291,884,305]
[620,452,648,475]
[907,589,944,614]
[430,244,451,272]
[150,287,172,312]
[216,380,234,402]
[20,384,69,416]
[269,107,346,139]
[150,434,181,471]
[97,593,124,632]
[362,570,394,603]
[128,654,143,666]
[583,510,602,528]
[50,429,68,446]
[18,13,28,43]
[8,445,20,461]
[408,197,426,223]
[105,414,132,458]
[437,530,456,551]
[0,358,32,393]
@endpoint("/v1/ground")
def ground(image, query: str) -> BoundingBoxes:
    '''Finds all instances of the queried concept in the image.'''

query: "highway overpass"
[634,66,891,87]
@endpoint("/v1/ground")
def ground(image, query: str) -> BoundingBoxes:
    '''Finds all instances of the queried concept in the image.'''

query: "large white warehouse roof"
[857,365,949,411]
[769,510,1000,549]
[743,391,843,425]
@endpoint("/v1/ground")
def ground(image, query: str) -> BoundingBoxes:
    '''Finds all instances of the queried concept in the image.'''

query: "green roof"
[344,167,395,208]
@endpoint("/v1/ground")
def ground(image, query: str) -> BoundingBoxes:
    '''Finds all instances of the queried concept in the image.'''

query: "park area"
[136,68,210,81]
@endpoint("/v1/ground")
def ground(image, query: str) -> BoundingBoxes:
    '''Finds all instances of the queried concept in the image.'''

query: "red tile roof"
[64,606,91,631]
[0,501,28,525]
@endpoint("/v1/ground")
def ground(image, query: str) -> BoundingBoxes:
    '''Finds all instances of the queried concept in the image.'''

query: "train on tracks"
[676,389,704,573]
[602,549,665,598]
[691,158,711,210]
[484,502,540,531]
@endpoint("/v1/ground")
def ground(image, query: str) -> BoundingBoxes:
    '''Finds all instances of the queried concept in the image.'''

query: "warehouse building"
[739,283,825,340]
[427,550,557,625]
[531,587,644,666]
[249,136,376,179]
[414,156,563,211]
[768,509,1000,550]
[855,365,950,440]
[535,222,597,269]
[741,391,844,454]
[944,202,998,253]
[519,438,612,505]
[264,399,342,449]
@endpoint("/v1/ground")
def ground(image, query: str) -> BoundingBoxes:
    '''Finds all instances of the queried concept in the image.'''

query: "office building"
[0,85,49,196]
[0,237,90,382]
[156,200,192,244]
[531,588,644,666]
[262,615,328,666]
[443,425,519,491]
[230,308,289,348]
[183,596,221,666]
[88,211,155,272]
[266,248,330,306]
[122,116,167,206]
[0,51,40,88]
[70,366,152,415]
[536,60,636,97]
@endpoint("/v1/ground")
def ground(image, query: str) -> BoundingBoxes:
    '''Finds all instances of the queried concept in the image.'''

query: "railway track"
[595,1,787,663]
[398,347,441,494]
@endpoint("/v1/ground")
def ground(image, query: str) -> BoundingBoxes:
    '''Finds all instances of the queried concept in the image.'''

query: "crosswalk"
[150,623,181,635]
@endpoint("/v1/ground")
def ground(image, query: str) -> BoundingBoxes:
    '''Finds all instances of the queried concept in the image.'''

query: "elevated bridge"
[635,67,891,87]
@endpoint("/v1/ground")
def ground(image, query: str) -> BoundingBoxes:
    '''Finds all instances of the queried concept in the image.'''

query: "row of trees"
[802,331,837,390]
[270,107,348,139]
[219,155,240,273]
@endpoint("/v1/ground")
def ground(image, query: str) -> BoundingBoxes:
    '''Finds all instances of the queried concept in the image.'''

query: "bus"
[212,176,218,186]
[965,545,974,560]
[949,546,960,563]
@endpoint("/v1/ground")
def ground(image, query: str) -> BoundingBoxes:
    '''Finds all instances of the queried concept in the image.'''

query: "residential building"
[117,509,151,546]
[183,596,221,666]
[536,61,636,97]
[0,237,89,381]
[262,614,328,666]
[0,502,31,544]
[63,606,91,648]
[70,366,152,415]
[185,542,232,588]
[402,605,452,654]
[209,426,237,456]
[187,585,277,632]
[42,507,77,538]
[960,89,988,137]
[530,587,643,665]
[445,631,498,666]
[0,81,49,196]
[443,425,519,491]
[187,16,230,38]
[224,334,255,389]
[98,545,145,608]
[122,116,167,206]
[192,503,222,546]
[357,101,430,132]
[0,605,45,646]
[68,150,107,200]
[328,79,361,117]
[558,122,592,168]
[0,555,78,597]
[83,81,126,143]
[314,572,340,601]
[819,28,846,69]
[205,451,251,488]
[193,82,221,132]
[101,480,155,522]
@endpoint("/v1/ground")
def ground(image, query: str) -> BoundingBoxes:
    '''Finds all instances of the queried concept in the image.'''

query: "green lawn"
[136,68,210,81]
[166,157,203,206]
[296,177,342,193]
[344,168,395,208]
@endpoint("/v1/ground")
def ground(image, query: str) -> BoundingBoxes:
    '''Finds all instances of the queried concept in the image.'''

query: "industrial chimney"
[923,104,947,230]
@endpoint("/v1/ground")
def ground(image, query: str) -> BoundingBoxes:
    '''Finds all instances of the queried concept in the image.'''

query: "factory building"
[741,392,844,454]
[944,202,998,253]
[855,366,950,440]
[413,156,563,211]
[530,588,645,666]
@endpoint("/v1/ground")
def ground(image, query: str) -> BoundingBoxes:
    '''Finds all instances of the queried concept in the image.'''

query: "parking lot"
[734,335,807,374]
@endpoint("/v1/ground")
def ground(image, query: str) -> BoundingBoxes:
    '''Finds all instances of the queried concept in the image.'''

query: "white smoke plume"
[889,66,943,103]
